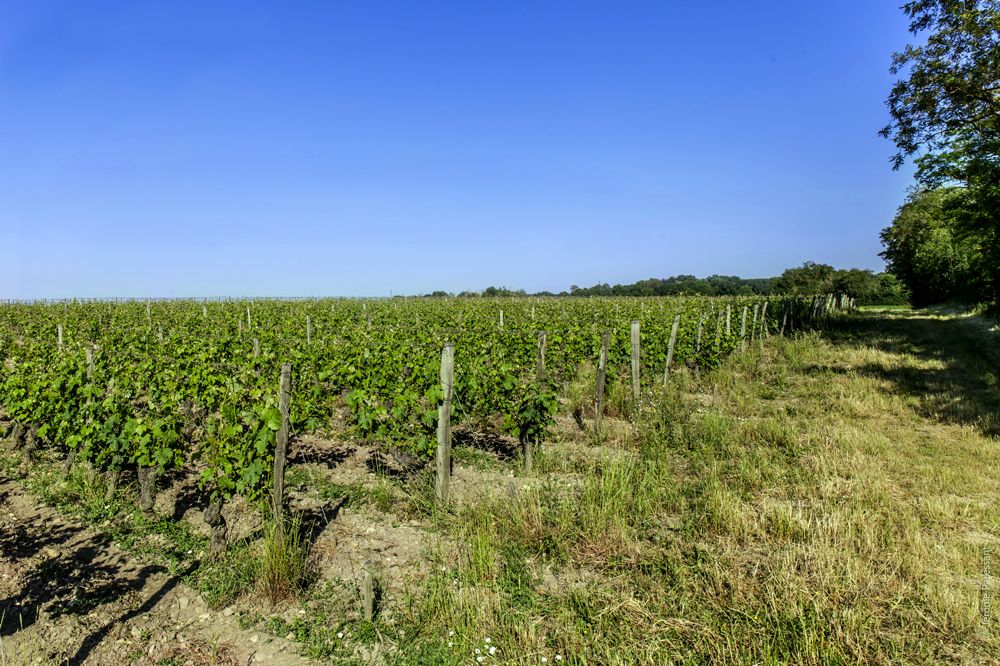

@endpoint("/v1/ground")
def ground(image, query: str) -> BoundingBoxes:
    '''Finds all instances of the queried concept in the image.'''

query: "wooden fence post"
[663,315,680,384]
[436,344,455,503]
[272,363,293,533]
[630,320,640,404]
[595,331,610,429]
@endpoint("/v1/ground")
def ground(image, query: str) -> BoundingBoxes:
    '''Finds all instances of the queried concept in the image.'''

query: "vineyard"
[0,296,825,521]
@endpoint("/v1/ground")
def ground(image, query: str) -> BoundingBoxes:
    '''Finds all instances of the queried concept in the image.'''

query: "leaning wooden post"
[740,306,748,353]
[750,304,759,342]
[780,303,789,336]
[436,344,455,503]
[595,330,610,429]
[759,301,769,339]
[663,315,681,384]
[630,320,641,404]
[536,331,547,381]
[272,363,293,534]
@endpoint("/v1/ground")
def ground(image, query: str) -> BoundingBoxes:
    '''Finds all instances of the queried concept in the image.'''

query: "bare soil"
[0,476,308,666]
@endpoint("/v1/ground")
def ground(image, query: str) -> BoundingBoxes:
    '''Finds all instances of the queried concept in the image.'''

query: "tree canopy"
[881,1,1000,305]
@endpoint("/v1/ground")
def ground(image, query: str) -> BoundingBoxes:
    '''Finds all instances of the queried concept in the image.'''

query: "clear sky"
[1,1,915,298]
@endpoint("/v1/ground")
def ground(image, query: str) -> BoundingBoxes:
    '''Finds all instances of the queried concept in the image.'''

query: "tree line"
[879,1,999,309]
[427,263,907,304]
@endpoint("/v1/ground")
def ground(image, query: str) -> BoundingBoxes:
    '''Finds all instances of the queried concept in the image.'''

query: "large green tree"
[880,187,987,305]
[881,1,1000,302]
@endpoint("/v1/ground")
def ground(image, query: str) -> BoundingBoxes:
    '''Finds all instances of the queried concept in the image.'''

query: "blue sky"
[1,1,915,298]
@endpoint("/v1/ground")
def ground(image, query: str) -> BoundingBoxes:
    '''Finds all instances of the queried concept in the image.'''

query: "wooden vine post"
[595,330,610,429]
[306,316,312,345]
[630,320,641,404]
[663,315,680,384]
[57,324,63,350]
[435,344,455,504]
[363,559,376,621]
[726,305,732,335]
[62,346,93,477]
[272,363,293,538]
[695,314,705,378]
[536,331,547,381]
[740,306,748,353]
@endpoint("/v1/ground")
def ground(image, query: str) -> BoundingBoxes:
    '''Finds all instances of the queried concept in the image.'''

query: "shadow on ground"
[814,310,1000,438]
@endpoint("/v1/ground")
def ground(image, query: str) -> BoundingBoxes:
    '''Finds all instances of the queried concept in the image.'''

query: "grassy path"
[673,309,1000,664]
